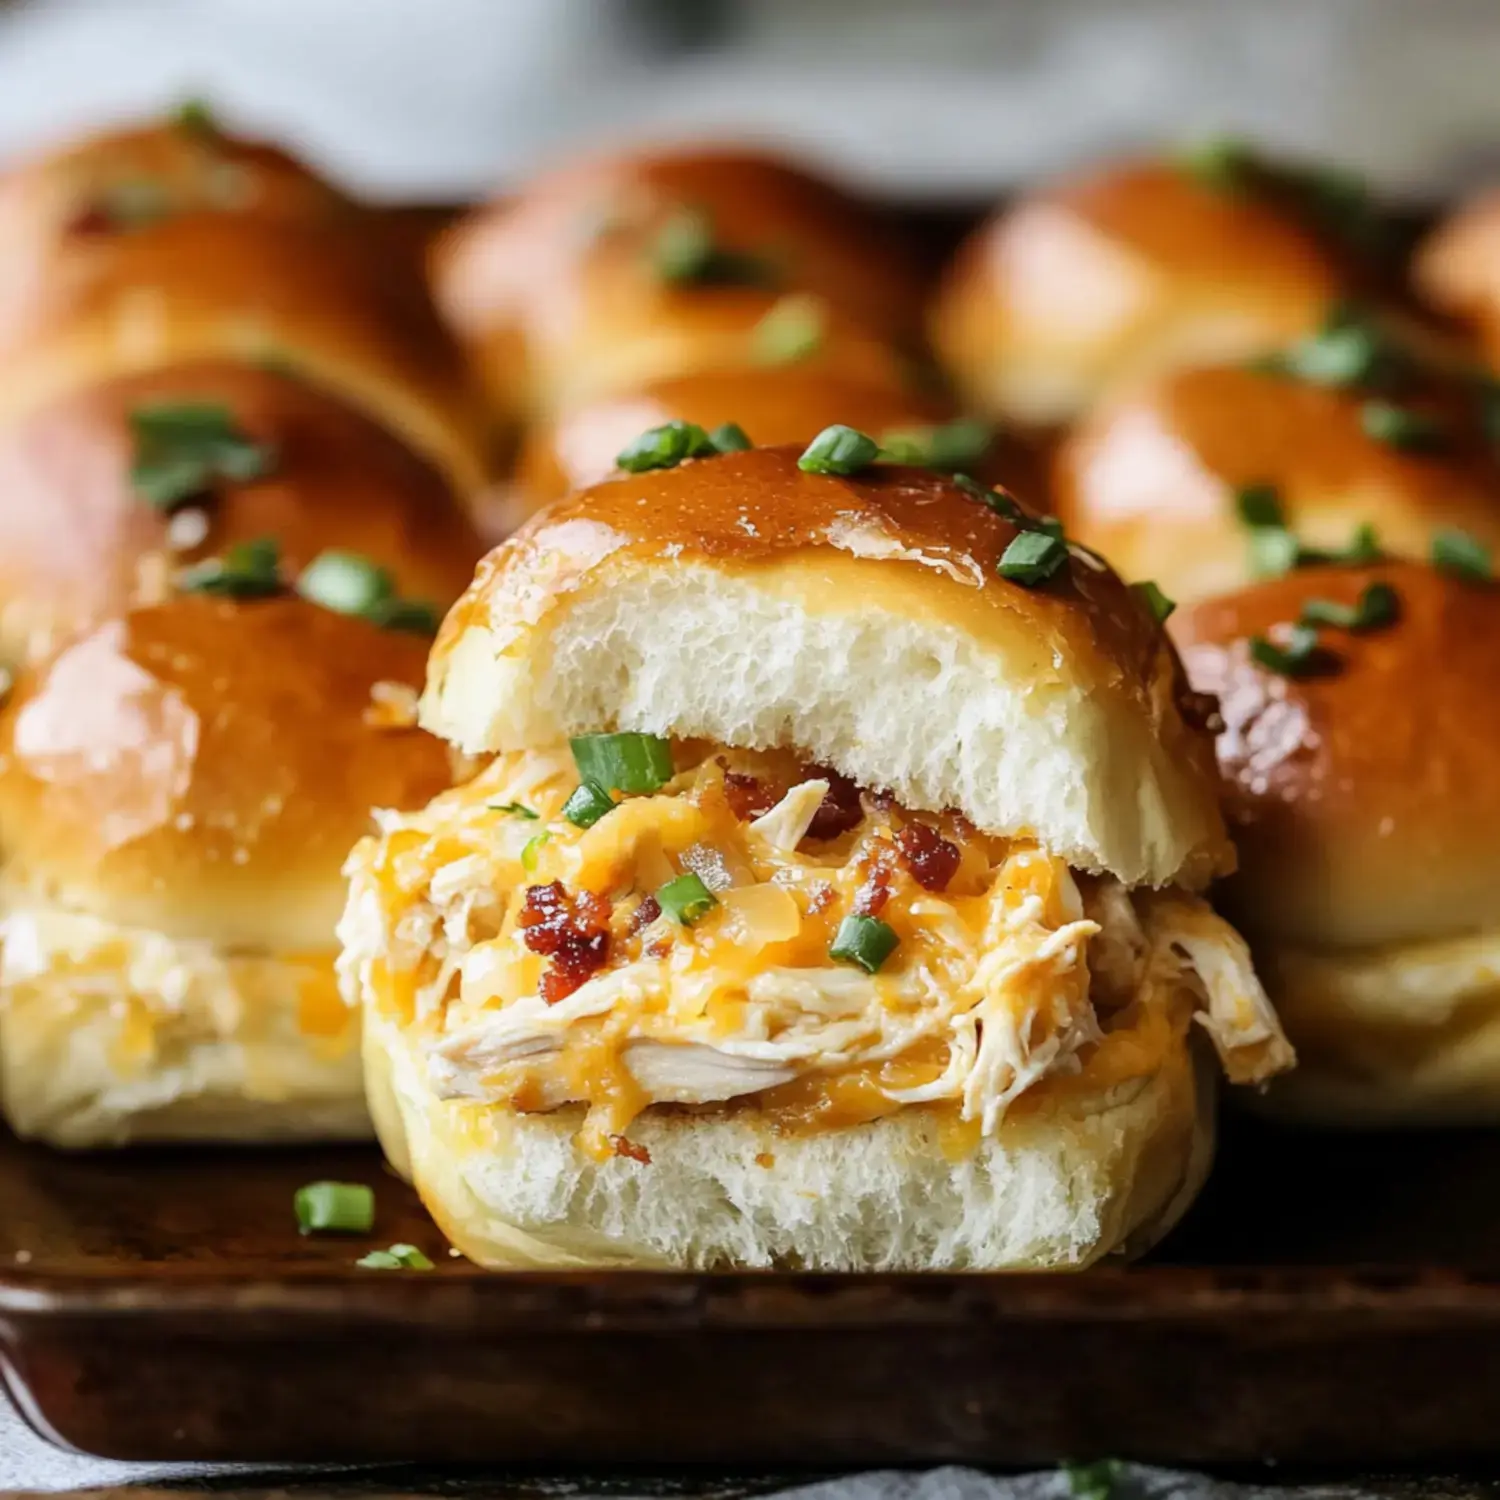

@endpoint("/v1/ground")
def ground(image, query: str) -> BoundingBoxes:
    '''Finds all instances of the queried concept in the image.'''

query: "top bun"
[431,145,923,420]
[0,359,483,662]
[1053,357,1500,603]
[1415,188,1500,365]
[424,443,1229,889]
[0,593,453,953]
[1174,560,1500,948]
[929,155,1382,428]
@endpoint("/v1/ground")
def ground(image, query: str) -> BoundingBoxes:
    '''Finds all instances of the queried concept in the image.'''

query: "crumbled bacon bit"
[807,882,836,914]
[611,1135,652,1164]
[645,934,673,960]
[755,1152,775,1168]
[896,821,961,892]
[804,767,864,841]
[628,894,661,935]
[517,881,611,1004]
[718,758,778,820]
[854,841,900,917]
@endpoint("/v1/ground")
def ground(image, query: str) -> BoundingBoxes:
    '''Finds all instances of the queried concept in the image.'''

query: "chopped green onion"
[1177,135,1258,192]
[1360,401,1446,452]
[1299,581,1400,631]
[1432,527,1493,582]
[357,1243,434,1271]
[1235,483,1285,530]
[296,550,392,617]
[1131,580,1176,625]
[709,421,752,453]
[1247,527,1302,578]
[172,97,219,140]
[646,206,775,287]
[563,779,615,829]
[997,530,1068,586]
[879,418,993,472]
[294,1181,374,1235]
[521,832,551,872]
[1334,521,1383,565]
[752,294,825,365]
[616,420,716,473]
[657,872,718,926]
[1063,1460,1123,1500]
[829,913,900,974]
[129,400,275,509]
[1248,624,1323,677]
[177,536,284,598]
[365,596,441,636]
[797,424,881,476]
[490,801,539,819]
[570,732,674,793]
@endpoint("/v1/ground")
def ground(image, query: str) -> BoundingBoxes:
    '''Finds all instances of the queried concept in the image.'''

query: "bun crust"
[365,1001,1215,1271]
[425,446,1230,887]
[1415,189,1500,355]
[0,215,487,495]
[511,369,1029,525]
[930,160,1353,427]
[0,359,483,662]
[1174,561,1500,948]
[431,146,923,419]
[1054,363,1500,602]
[0,594,454,952]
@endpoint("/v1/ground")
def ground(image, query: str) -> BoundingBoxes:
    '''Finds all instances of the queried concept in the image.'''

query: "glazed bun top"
[430,145,924,419]
[425,443,1229,889]
[929,152,1392,428]
[1053,347,1500,603]
[1174,560,1500,949]
[510,369,1023,525]
[0,593,453,952]
[0,360,484,663]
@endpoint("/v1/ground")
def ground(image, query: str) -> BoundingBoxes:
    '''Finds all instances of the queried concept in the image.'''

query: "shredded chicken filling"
[339,744,1291,1156]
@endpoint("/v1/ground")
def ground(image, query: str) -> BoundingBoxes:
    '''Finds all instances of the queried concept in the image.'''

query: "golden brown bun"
[0,359,484,662]
[1414,189,1500,358]
[1174,561,1500,950]
[508,369,1034,528]
[0,116,351,288]
[930,159,1365,428]
[0,213,488,497]
[0,593,453,953]
[426,445,1230,888]
[431,145,924,420]
[1054,363,1500,601]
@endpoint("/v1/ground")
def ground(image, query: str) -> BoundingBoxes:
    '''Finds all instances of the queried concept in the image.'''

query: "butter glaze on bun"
[1054,362,1500,602]
[1176,562,1500,1123]
[509,369,1033,528]
[425,445,1230,889]
[929,158,1369,428]
[0,359,483,662]
[0,594,454,1146]
[430,145,924,420]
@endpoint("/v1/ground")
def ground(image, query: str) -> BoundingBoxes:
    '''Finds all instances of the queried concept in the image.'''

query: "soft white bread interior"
[0,593,453,1146]
[365,1002,1216,1272]
[422,446,1231,891]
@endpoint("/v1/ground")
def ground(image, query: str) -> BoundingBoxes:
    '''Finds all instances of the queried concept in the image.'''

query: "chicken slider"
[930,144,1398,429]
[1175,553,1500,1124]
[340,432,1291,1271]
[0,574,453,1147]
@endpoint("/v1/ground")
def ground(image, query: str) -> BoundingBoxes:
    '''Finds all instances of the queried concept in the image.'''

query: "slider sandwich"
[341,427,1292,1270]
[1175,547,1500,1124]
[0,543,453,1146]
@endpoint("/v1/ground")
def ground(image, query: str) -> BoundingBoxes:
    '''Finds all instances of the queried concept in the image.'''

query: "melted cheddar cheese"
[339,744,1291,1157]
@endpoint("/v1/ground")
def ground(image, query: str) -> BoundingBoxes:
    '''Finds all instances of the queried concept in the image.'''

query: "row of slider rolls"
[2,112,1497,1270]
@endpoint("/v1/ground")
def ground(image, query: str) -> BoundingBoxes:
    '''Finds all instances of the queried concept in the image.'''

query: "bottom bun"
[366,1006,1216,1272]
[1249,928,1500,1128]
[0,908,368,1148]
